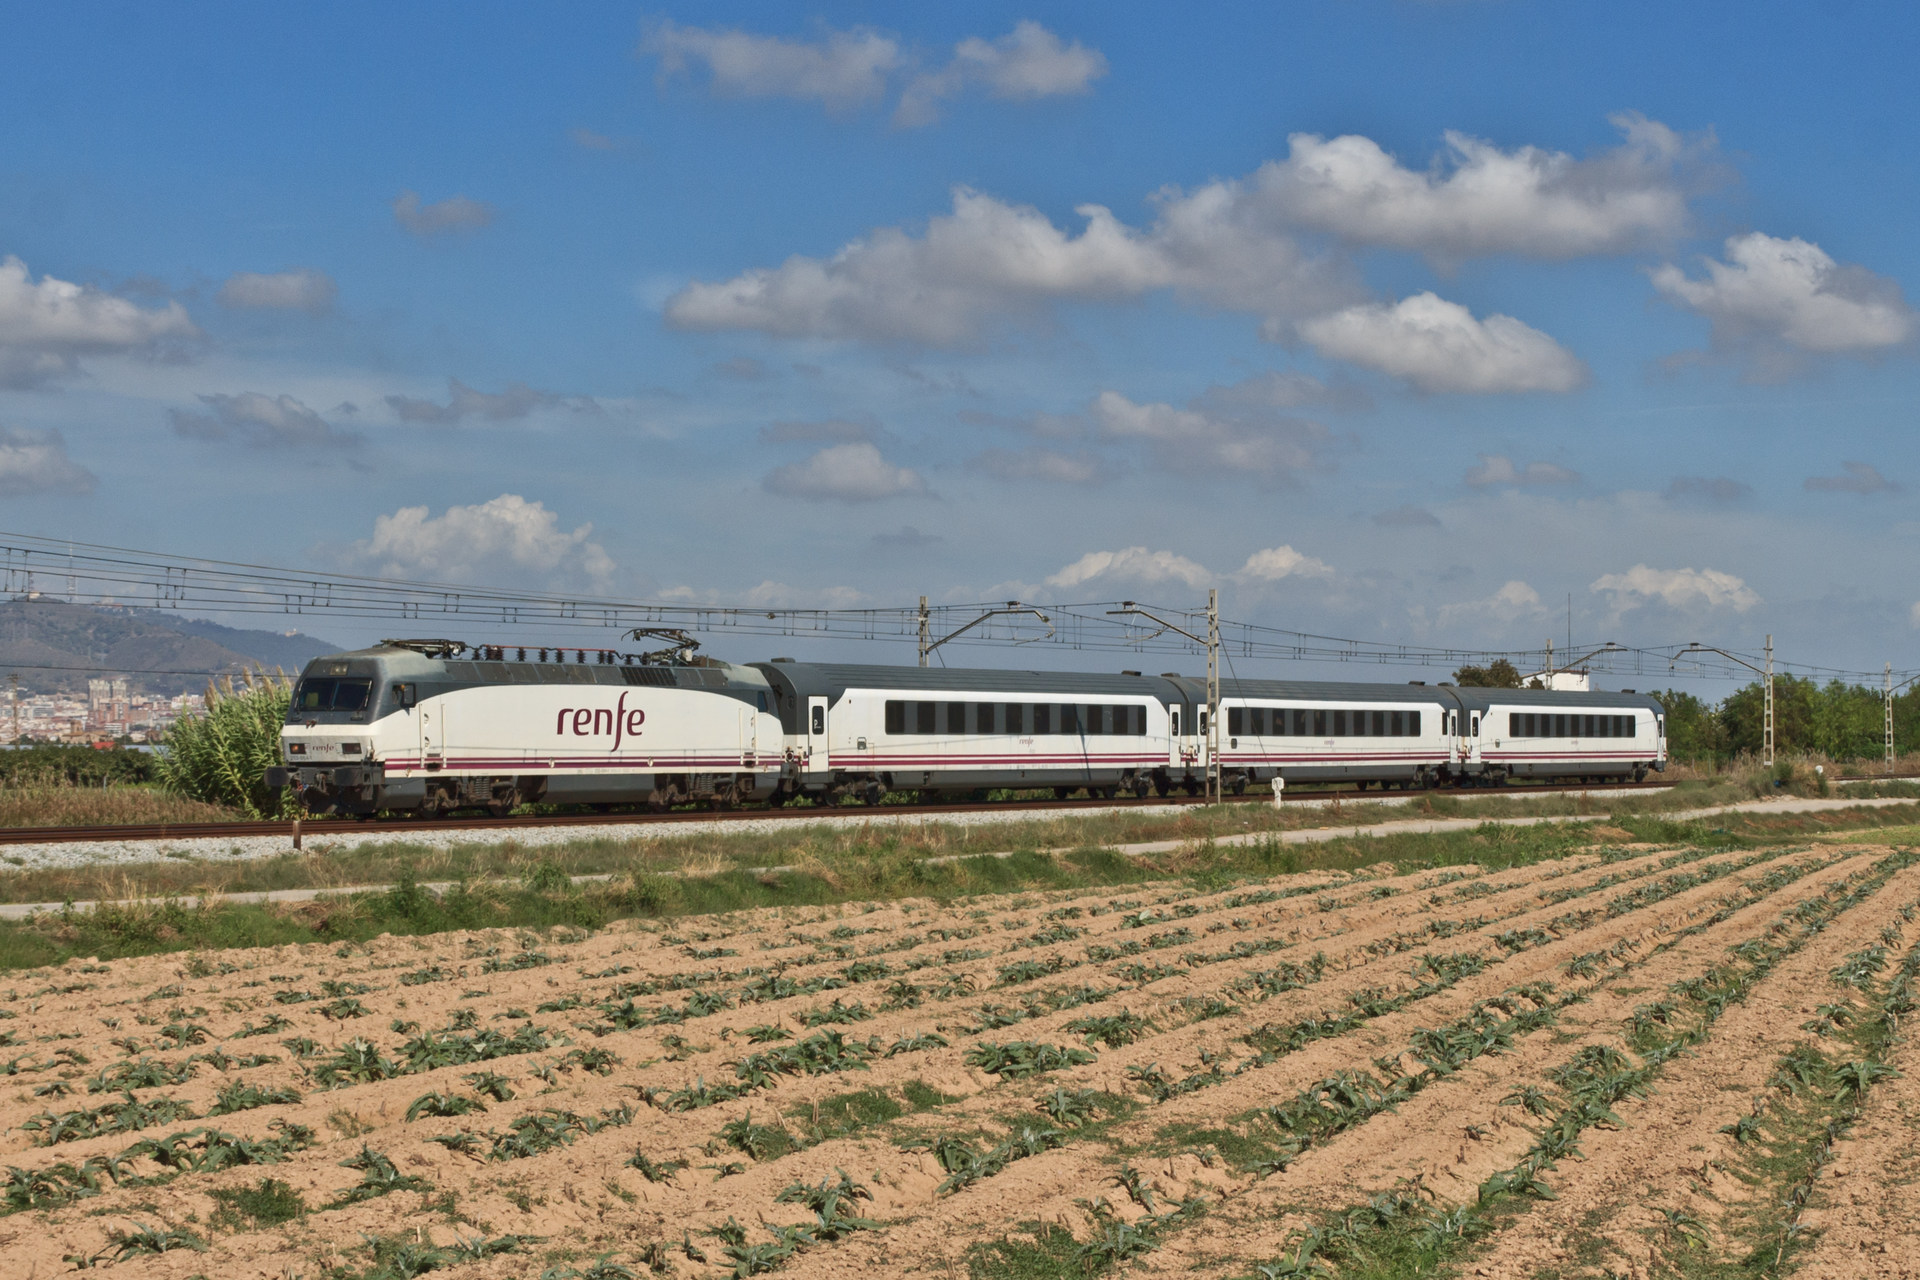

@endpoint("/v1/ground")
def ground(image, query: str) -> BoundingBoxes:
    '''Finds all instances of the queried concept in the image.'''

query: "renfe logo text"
[556,692,645,749]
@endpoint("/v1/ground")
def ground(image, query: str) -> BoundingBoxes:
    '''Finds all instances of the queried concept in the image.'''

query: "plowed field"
[4,839,1917,1279]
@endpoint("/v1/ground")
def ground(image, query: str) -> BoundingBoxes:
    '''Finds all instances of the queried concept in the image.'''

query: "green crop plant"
[797,998,873,1026]
[626,1149,687,1183]
[1066,1011,1152,1047]
[885,1031,948,1056]
[406,1091,486,1121]
[155,673,295,817]
[773,1168,877,1240]
[331,1145,431,1203]
[207,1081,302,1115]
[962,1040,1097,1078]
[715,1111,794,1161]
[464,1070,516,1101]
[1035,1087,1101,1126]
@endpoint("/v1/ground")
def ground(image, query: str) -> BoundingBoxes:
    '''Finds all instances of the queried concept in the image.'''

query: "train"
[264,639,1667,815]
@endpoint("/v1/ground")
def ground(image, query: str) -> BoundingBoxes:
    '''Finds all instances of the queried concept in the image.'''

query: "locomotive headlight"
[288,742,306,756]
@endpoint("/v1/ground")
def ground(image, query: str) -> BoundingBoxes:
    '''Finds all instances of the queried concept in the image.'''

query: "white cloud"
[643,20,901,109]
[664,184,1356,346]
[1234,546,1333,582]
[1088,388,1328,477]
[1438,579,1547,627]
[356,494,613,582]
[1806,461,1898,494]
[1045,546,1212,592]
[1300,293,1588,394]
[973,447,1115,485]
[897,21,1106,125]
[1464,453,1579,487]
[1252,112,1701,259]
[392,191,495,236]
[169,392,360,448]
[763,441,925,503]
[1652,232,1914,358]
[215,268,337,312]
[1589,563,1760,612]
[0,427,95,496]
[0,255,199,389]
[385,379,592,424]
[1040,543,1332,594]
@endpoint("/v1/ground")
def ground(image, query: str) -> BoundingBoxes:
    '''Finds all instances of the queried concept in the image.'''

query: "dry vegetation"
[2,822,1918,1279]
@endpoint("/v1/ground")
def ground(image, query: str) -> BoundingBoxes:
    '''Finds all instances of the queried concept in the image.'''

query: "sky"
[1,2,1917,688]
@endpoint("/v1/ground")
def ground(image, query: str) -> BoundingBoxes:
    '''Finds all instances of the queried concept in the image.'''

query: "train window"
[885,701,905,734]
[1168,708,1179,736]
[1552,714,1566,737]
[1088,705,1106,735]
[1061,704,1081,735]
[335,679,373,712]
[1198,709,1208,735]
[294,678,336,711]
[1132,705,1146,734]
[976,703,996,734]
[1228,707,1244,736]
[1331,710,1347,736]
[1391,710,1405,736]
[946,702,964,734]
[916,702,936,734]
[1312,709,1326,736]
[1509,713,1522,737]
[1412,711,1423,736]
[1005,703,1024,734]
[1035,704,1052,734]
[1351,710,1366,737]
[1619,716,1633,737]
[758,693,769,713]
[810,706,825,734]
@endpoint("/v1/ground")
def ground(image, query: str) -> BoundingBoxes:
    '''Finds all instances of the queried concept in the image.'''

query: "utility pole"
[917,596,930,668]
[1885,666,1920,773]
[1206,589,1221,805]
[1675,638,1776,769]
[1764,634,1774,769]
[7,674,15,746]
[1106,593,1222,805]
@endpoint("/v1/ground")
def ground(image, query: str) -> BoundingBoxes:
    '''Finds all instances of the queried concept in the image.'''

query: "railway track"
[0,778,1679,846]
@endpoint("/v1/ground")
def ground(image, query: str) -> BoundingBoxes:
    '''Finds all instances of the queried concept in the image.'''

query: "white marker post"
[1270,776,1285,809]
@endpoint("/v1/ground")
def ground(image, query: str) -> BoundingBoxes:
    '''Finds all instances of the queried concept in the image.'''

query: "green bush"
[0,743,156,786]
[155,676,292,817]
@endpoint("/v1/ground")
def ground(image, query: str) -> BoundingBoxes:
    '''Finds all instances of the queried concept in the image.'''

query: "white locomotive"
[268,640,1666,814]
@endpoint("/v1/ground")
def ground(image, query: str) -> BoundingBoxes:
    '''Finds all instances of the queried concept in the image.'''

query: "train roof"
[751,661,1184,701]
[1443,686,1664,712]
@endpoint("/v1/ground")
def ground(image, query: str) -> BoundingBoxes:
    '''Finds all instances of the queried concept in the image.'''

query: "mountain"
[0,599,342,695]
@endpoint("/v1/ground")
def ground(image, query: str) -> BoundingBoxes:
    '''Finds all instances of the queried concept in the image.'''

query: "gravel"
[0,802,1208,873]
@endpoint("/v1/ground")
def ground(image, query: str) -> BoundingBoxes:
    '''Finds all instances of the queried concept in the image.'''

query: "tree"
[1452,659,1523,688]
[1649,689,1725,763]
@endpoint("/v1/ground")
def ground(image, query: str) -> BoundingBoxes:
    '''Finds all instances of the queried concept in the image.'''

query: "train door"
[804,696,829,779]
[420,702,444,770]
[741,705,757,769]
[1167,704,1185,771]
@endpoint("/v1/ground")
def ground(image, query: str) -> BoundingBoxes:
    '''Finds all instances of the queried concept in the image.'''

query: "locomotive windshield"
[293,677,373,713]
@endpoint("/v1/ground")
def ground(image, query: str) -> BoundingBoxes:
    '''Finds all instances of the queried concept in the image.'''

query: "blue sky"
[1,2,1917,684]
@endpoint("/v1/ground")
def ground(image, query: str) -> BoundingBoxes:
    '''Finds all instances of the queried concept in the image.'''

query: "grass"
[9,764,1908,909]
[208,1177,307,1230]
[3,782,1920,971]
[0,783,237,829]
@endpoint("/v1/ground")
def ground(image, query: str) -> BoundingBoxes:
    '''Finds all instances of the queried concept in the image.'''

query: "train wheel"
[486,788,519,818]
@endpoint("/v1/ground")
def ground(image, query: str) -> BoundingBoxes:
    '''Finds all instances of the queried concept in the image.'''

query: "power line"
[0,530,1909,688]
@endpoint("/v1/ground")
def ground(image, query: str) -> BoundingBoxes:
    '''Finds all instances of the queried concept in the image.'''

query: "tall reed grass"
[154,672,294,818]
